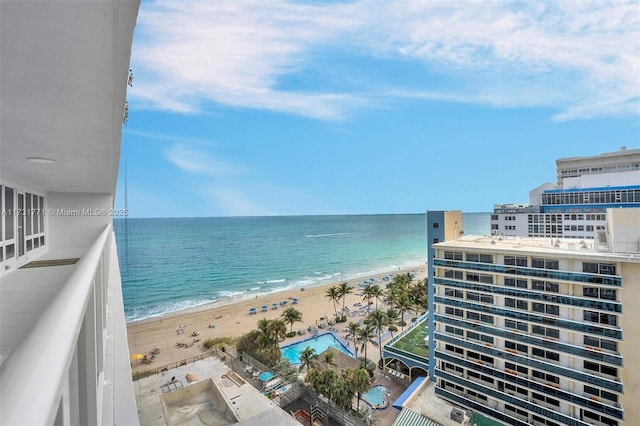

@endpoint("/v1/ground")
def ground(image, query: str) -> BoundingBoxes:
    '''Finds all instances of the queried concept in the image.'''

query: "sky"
[116,0,640,218]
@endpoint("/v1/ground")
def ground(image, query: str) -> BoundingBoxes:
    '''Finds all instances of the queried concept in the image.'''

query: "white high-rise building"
[0,2,140,425]
[429,208,640,426]
[491,148,640,239]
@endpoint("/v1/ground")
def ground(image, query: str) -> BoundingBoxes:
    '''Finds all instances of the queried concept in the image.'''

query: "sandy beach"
[127,265,426,373]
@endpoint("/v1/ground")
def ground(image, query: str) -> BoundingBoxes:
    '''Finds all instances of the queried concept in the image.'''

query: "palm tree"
[268,318,287,343]
[369,284,384,310]
[410,277,428,312]
[403,272,416,283]
[345,322,361,357]
[385,276,409,312]
[304,368,322,393]
[367,309,388,361]
[395,293,414,330]
[361,283,374,311]
[357,324,376,364]
[337,282,352,317]
[322,350,337,370]
[318,368,338,400]
[347,368,372,413]
[385,308,399,337]
[282,307,303,333]
[332,374,353,410]
[298,346,318,372]
[325,286,340,317]
[256,318,274,347]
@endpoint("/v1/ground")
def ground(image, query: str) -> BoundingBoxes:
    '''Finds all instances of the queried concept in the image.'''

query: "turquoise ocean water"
[115,213,489,323]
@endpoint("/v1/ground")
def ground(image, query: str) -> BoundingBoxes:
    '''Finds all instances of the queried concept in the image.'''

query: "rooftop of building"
[134,356,299,426]
[556,146,640,164]
[435,234,640,262]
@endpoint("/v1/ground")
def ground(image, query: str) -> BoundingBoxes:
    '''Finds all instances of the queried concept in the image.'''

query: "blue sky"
[117,0,639,218]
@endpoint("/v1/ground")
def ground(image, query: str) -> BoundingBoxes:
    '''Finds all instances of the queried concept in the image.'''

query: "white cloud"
[198,182,334,217]
[130,0,639,121]
[203,186,264,217]
[164,144,248,177]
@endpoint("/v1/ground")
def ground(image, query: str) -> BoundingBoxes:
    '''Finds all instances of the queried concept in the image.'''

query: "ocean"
[115,213,489,323]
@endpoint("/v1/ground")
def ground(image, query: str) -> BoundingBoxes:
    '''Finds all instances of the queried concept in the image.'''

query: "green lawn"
[390,320,429,358]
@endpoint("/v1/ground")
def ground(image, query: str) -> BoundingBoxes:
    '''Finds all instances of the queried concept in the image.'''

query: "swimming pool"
[280,332,354,365]
[362,385,389,409]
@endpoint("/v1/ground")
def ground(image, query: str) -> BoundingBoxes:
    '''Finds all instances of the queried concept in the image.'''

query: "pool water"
[362,385,387,408]
[280,333,353,365]
[258,371,273,381]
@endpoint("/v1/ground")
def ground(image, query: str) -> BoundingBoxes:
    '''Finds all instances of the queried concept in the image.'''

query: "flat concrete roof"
[134,356,299,426]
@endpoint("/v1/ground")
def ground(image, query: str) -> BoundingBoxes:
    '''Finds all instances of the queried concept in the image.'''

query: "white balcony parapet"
[0,224,126,425]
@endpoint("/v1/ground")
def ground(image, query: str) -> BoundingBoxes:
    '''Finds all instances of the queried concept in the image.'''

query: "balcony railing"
[434,259,622,287]
[0,224,125,425]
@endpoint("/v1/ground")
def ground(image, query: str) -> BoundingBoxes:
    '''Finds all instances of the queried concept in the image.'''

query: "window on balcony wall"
[583,287,617,301]
[583,262,617,276]
[532,258,559,270]
[584,336,617,353]
[532,280,559,293]
[583,311,617,326]
[504,256,528,266]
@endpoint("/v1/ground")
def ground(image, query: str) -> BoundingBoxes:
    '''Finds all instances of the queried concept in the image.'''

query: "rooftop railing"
[0,224,114,425]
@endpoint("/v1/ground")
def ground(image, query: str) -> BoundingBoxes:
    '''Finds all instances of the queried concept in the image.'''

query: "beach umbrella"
[131,353,143,361]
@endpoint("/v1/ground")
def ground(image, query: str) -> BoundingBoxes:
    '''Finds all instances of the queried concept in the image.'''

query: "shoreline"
[127,263,426,373]
[125,260,426,325]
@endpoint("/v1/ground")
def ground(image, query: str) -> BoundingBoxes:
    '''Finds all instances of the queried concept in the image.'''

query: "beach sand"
[127,265,426,373]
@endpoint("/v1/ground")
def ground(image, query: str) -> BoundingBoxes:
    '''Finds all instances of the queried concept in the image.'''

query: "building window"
[445,344,464,355]
[432,222,439,228]
[505,340,528,353]
[504,278,528,288]
[506,298,529,310]
[444,251,463,260]
[445,289,463,298]
[466,253,493,263]
[532,280,559,292]
[532,370,559,384]
[584,385,619,403]
[505,362,528,375]
[445,325,464,336]
[532,303,559,315]
[532,258,559,269]
[583,310,617,326]
[532,348,559,362]
[583,410,618,426]
[583,262,617,275]
[505,319,528,332]
[445,307,464,317]
[584,336,617,352]
[532,325,559,339]
[583,287,617,301]
[584,361,617,378]
[504,256,528,266]
[444,270,463,279]
[532,392,559,407]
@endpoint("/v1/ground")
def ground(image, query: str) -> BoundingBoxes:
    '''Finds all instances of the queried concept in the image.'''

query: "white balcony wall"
[46,192,113,250]
[0,225,138,426]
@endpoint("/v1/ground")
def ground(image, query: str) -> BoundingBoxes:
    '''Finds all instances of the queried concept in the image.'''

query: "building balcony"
[0,224,137,425]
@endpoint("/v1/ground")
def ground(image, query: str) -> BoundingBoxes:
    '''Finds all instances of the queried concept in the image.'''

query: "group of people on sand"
[142,347,160,364]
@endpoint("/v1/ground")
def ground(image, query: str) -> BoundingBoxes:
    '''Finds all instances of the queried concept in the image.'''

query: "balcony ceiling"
[0,1,139,194]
